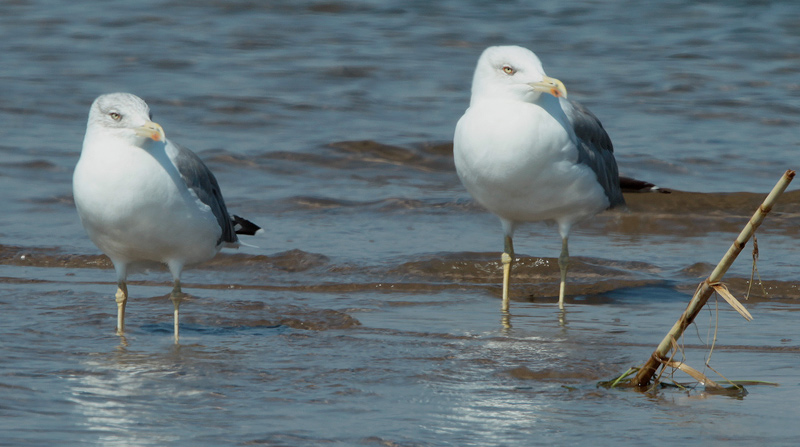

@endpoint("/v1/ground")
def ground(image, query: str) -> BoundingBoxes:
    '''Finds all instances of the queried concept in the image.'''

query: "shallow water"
[1,1,800,446]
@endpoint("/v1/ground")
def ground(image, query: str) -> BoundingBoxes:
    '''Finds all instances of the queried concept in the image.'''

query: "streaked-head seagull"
[73,92,262,342]
[453,45,625,312]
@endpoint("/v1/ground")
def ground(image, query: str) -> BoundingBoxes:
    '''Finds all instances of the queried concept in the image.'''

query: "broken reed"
[632,169,796,388]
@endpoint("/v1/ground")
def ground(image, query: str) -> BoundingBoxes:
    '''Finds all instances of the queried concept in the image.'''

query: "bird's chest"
[455,103,576,190]
[76,149,181,221]
[74,143,220,262]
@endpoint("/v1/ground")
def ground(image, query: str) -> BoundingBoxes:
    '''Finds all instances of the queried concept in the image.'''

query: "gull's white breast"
[73,132,222,266]
[453,98,609,226]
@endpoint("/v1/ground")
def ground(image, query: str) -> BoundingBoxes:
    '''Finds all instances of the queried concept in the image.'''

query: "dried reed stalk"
[632,170,796,388]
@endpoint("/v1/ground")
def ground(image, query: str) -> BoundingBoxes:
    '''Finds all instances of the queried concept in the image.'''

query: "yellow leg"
[558,237,569,310]
[170,280,183,344]
[115,283,128,336]
[500,311,512,330]
[501,235,514,312]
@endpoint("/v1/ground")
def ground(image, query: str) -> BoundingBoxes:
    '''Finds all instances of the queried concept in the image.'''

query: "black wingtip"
[232,215,262,236]
[619,176,671,194]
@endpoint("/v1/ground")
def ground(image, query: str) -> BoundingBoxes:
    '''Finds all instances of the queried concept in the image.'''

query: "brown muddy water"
[2,1,800,446]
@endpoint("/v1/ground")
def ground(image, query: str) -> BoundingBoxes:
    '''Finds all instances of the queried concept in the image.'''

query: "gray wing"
[562,98,626,209]
[171,143,238,245]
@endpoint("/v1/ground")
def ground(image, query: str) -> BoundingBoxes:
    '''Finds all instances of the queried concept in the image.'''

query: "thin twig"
[746,234,767,299]
[705,293,719,367]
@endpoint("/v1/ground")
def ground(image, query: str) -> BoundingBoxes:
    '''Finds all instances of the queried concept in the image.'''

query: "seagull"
[453,45,625,312]
[73,92,261,342]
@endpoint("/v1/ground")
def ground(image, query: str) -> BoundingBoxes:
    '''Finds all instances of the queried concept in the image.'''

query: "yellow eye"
[502,65,515,75]
[109,112,121,121]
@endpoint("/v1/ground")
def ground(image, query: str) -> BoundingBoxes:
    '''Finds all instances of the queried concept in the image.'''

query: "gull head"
[87,93,166,144]
[470,45,567,105]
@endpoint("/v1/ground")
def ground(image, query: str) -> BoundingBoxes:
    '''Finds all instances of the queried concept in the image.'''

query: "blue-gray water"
[1,1,799,446]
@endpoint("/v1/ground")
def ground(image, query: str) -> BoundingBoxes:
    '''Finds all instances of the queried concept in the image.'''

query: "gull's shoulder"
[166,140,238,244]
[559,98,613,154]
[559,98,625,208]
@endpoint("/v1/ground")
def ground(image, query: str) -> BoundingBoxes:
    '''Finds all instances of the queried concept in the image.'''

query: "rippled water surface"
[1,1,799,446]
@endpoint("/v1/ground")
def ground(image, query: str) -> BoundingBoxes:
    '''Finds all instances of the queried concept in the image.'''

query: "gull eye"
[502,65,515,75]
[109,112,122,121]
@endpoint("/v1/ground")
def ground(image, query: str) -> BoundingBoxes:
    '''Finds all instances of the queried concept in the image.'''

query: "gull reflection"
[65,347,212,446]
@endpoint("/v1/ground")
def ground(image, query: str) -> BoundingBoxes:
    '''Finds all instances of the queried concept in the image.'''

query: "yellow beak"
[135,121,166,142]
[529,75,568,99]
